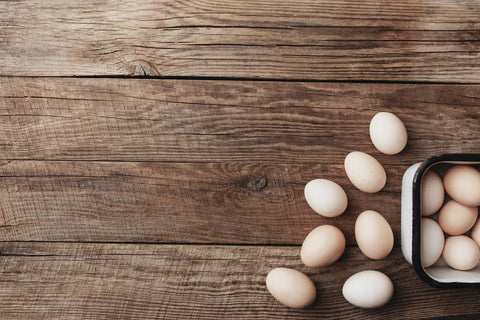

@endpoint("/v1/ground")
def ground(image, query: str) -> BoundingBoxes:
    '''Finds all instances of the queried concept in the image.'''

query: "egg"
[304,179,348,217]
[369,112,408,155]
[471,218,480,248]
[420,218,445,268]
[443,165,480,207]
[342,270,394,309]
[266,267,316,308]
[438,200,478,235]
[301,225,345,267]
[420,169,445,216]
[344,151,386,193]
[442,235,480,271]
[355,210,394,259]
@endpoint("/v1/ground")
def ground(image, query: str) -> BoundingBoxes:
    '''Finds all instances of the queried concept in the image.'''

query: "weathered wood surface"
[0,79,479,246]
[1,78,479,162]
[1,0,480,81]
[2,0,480,318]
[0,160,402,244]
[0,243,479,320]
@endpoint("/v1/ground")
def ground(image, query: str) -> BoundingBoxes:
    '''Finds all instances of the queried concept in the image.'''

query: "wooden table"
[1,1,480,318]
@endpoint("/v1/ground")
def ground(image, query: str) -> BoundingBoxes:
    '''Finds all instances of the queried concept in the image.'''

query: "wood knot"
[134,60,160,76]
[249,176,267,191]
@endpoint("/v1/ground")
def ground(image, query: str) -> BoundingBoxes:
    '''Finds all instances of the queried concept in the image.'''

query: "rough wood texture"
[1,0,479,81]
[0,243,479,319]
[1,78,479,162]
[0,79,479,245]
[2,0,480,318]
[0,160,403,244]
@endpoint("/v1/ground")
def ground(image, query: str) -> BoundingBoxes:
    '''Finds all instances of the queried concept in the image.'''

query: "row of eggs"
[266,112,408,309]
[266,268,393,309]
[420,165,480,271]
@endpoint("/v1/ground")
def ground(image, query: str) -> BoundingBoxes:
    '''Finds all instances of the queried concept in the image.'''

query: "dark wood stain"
[0,0,480,81]
[0,243,479,319]
[1,0,480,319]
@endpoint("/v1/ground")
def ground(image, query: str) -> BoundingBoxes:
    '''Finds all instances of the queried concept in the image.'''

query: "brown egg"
[266,268,316,308]
[355,210,394,259]
[442,235,480,271]
[438,200,478,235]
[443,165,480,207]
[301,225,345,268]
[471,219,480,248]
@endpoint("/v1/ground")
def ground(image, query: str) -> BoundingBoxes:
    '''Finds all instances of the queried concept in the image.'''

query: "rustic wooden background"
[1,0,480,319]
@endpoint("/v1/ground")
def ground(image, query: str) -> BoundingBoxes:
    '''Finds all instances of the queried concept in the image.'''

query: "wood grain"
[1,0,480,81]
[1,78,479,163]
[3,0,480,318]
[0,242,478,319]
[0,160,403,244]
[0,78,479,244]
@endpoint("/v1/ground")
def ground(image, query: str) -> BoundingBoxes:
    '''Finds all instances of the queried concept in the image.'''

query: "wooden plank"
[0,160,402,244]
[0,242,478,319]
[1,0,479,81]
[1,78,479,163]
[0,78,479,243]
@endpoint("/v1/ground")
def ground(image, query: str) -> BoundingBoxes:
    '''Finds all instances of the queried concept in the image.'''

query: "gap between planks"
[0,243,479,319]
[1,0,480,81]
[2,75,480,86]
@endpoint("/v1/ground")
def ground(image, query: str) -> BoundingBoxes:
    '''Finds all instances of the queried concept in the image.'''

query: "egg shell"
[266,268,316,309]
[344,151,386,193]
[471,218,480,248]
[438,200,478,235]
[301,225,345,268]
[442,235,480,271]
[443,165,480,207]
[355,210,393,260]
[342,270,394,309]
[420,169,445,217]
[369,112,408,155]
[304,179,348,217]
[420,218,445,268]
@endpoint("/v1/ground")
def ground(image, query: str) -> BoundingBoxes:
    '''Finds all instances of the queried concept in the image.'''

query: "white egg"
[344,151,386,193]
[266,268,316,308]
[420,218,445,268]
[342,270,394,308]
[304,179,348,217]
[369,112,408,155]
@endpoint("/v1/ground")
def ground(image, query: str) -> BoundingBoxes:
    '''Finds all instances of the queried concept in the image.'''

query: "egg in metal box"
[401,154,480,287]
